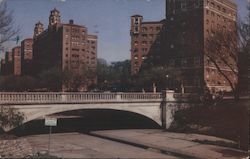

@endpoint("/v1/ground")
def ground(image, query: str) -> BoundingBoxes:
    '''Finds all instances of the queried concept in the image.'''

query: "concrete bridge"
[0,91,199,131]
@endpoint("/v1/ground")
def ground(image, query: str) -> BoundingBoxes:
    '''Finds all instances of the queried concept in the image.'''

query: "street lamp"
[166,74,169,90]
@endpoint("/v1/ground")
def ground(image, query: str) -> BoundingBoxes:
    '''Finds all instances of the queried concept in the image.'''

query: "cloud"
[57,0,66,2]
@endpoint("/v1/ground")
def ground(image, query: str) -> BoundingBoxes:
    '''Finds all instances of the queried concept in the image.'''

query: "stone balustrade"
[0,92,163,104]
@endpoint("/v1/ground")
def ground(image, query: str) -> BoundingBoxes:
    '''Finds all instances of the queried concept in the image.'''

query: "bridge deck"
[0,92,162,104]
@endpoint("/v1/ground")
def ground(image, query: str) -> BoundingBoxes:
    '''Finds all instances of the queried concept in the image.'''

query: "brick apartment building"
[130,15,164,75]
[12,46,22,76]
[163,0,237,93]
[21,38,33,75]
[0,59,6,75]
[3,51,13,75]
[131,0,238,93]
[33,8,97,91]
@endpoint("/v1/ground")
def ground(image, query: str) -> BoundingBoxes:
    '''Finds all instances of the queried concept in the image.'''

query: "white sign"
[45,118,57,126]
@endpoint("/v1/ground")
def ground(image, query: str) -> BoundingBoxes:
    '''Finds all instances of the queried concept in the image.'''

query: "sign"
[45,118,57,126]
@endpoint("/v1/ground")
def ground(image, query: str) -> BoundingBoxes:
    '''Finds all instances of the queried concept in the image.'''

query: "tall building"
[0,59,6,75]
[21,38,33,75]
[4,51,13,75]
[49,8,61,27]
[12,46,21,76]
[33,9,97,91]
[33,21,44,38]
[130,15,164,75]
[164,0,237,93]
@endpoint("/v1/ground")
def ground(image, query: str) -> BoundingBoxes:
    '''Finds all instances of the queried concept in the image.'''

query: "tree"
[38,67,62,91]
[205,29,239,100]
[62,68,96,92]
[0,75,37,92]
[95,59,132,92]
[133,65,184,92]
[0,2,19,48]
[205,4,250,101]
[0,106,24,129]
[238,4,250,55]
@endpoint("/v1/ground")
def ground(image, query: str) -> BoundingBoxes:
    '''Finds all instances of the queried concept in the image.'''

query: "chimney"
[69,19,74,24]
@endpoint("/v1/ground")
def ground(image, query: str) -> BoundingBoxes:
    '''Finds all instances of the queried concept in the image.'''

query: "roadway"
[24,132,178,158]
[22,130,248,159]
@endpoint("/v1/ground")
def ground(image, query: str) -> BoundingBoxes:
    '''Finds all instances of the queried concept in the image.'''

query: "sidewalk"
[90,129,248,159]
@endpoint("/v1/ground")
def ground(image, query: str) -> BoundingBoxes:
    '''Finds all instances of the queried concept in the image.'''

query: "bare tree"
[0,106,24,129]
[205,4,250,101]
[205,29,239,100]
[238,4,250,57]
[0,2,19,48]
[62,68,96,92]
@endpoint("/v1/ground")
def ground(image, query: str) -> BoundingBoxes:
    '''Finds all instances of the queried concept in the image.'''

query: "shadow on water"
[11,109,161,137]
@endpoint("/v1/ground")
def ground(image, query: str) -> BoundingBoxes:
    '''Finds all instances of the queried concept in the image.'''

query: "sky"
[1,0,249,62]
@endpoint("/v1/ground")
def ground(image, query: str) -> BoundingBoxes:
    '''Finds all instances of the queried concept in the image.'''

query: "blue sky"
[2,0,249,62]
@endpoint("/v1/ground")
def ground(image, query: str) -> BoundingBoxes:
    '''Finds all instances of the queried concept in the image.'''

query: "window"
[181,1,187,10]
[217,5,221,11]
[142,34,148,38]
[134,41,138,46]
[206,9,209,15]
[222,8,226,13]
[211,12,215,17]
[142,48,148,52]
[142,27,147,32]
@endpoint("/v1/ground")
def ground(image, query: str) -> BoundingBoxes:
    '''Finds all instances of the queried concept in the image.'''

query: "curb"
[88,132,198,159]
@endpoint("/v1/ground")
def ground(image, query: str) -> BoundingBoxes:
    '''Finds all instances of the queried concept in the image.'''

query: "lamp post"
[166,74,169,90]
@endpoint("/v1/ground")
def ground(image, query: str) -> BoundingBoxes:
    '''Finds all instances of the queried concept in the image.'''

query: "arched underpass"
[11,109,161,137]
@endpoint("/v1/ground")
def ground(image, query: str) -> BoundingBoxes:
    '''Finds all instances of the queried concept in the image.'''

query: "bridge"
[0,91,199,131]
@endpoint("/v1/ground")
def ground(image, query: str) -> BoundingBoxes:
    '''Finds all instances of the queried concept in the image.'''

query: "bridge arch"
[11,102,162,131]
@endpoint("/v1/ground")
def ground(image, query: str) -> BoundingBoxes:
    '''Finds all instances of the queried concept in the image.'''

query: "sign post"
[45,117,57,155]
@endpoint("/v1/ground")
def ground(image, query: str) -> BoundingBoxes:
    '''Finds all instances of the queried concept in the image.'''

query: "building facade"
[130,15,164,75]
[0,59,6,75]
[5,51,13,75]
[21,38,33,75]
[164,0,237,93]
[12,46,22,76]
[33,8,97,91]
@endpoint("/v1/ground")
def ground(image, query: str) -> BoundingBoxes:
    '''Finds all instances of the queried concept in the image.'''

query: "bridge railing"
[0,92,162,104]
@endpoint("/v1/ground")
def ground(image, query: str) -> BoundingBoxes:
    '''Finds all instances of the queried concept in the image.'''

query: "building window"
[181,1,187,10]
[134,41,138,46]
[142,48,148,52]
[206,9,209,15]
[142,34,147,38]
[142,27,147,32]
